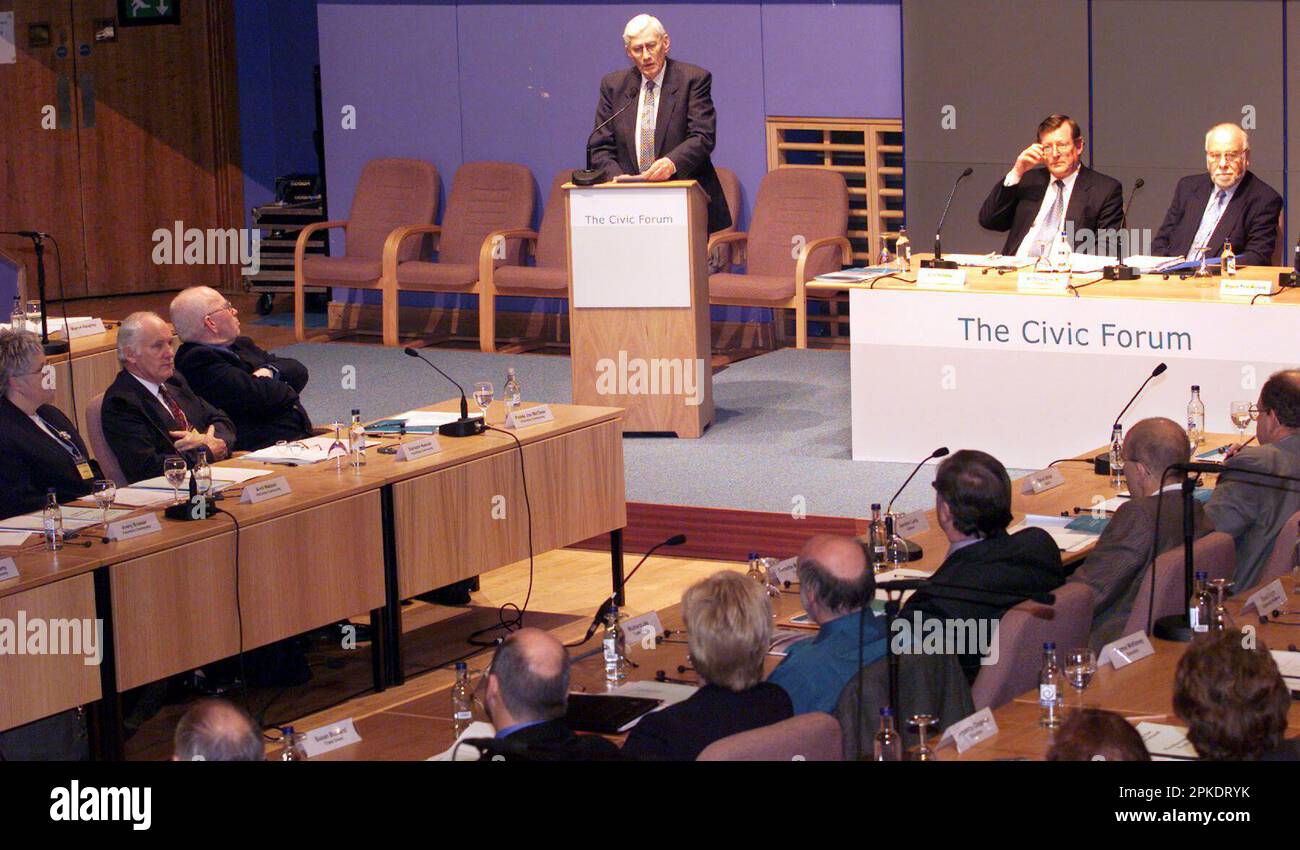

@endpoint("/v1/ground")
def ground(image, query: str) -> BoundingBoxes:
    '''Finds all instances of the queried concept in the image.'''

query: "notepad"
[1136,722,1198,760]
[1012,515,1097,553]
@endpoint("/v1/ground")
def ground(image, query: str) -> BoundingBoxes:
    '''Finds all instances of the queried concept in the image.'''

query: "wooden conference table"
[0,400,626,758]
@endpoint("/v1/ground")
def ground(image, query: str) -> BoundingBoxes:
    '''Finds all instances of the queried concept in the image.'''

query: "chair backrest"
[1257,511,1300,585]
[744,168,848,278]
[85,393,129,487]
[714,166,742,233]
[835,649,973,760]
[532,170,574,270]
[696,712,841,761]
[436,161,535,265]
[970,582,1094,711]
[344,158,439,262]
[1121,531,1236,637]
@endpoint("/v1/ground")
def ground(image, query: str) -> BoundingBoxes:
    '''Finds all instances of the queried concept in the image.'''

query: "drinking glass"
[1208,579,1235,632]
[1064,647,1097,707]
[1229,401,1252,440]
[26,299,41,327]
[91,479,116,528]
[164,456,187,502]
[907,714,937,761]
[473,382,494,424]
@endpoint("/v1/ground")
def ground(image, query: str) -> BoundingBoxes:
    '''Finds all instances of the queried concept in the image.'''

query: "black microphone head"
[666,534,687,546]
[1152,362,1168,377]
[960,167,973,177]
[1133,178,1145,189]
[403,347,420,357]
[932,447,950,459]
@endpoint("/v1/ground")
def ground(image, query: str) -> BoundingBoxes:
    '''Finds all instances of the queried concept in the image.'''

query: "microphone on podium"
[571,96,639,186]
[1093,362,1167,475]
[1103,178,1144,281]
[920,168,973,269]
[883,446,949,561]
[402,347,483,437]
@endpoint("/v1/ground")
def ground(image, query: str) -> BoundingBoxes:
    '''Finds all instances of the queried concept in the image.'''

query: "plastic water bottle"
[603,605,626,685]
[451,661,473,737]
[1039,642,1062,729]
[43,488,63,551]
[1050,229,1073,273]
[873,707,902,761]
[503,368,522,417]
[895,228,912,266]
[280,726,308,761]
[868,503,887,572]
[10,296,24,331]
[1186,385,1205,449]
[1189,571,1210,633]
[1220,241,1237,277]
[1108,424,1125,489]
[348,408,366,468]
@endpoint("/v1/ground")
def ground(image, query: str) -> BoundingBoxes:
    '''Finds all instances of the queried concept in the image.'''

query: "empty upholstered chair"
[1120,532,1236,638]
[696,712,841,761]
[477,169,571,353]
[386,161,534,348]
[1259,510,1300,585]
[707,168,850,348]
[969,581,1094,712]
[293,157,439,346]
[84,394,129,487]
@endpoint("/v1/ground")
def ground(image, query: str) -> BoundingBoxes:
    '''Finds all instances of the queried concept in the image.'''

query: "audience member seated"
[102,311,235,483]
[170,287,312,451]
[0,329,101,519]
[482,628,621,761]
[1173,629,1295,761]
[768,535,886,714]
[172,698,264,761]
[903,449,1065,683]
[1206,369,1300,591]
[622,571,793,760]
[1045,708,1151,761]
[1069,417,1213,650]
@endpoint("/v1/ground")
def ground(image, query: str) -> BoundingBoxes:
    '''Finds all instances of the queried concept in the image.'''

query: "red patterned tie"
[158,384,190,431]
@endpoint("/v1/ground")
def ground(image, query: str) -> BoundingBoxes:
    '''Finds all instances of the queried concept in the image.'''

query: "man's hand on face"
[1013,144,1045,178]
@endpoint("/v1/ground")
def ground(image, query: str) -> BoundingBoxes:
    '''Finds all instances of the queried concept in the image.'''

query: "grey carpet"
[271,343,1026,518]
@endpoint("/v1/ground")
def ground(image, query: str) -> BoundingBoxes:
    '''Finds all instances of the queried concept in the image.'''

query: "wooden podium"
[564,180,714,438]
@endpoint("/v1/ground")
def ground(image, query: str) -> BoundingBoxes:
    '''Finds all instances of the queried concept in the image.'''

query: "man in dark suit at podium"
[589,13,732,234]
[978,114,1123,257]
[1151,123,1282,266]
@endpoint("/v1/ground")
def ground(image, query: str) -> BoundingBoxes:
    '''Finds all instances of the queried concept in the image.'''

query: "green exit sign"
[117,0,180,26]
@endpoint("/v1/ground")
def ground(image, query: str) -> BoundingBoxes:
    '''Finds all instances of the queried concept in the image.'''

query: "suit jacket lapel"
[653,59,681,158]
[616,69,642,169]
[1063,167,1090,227]
[1209,171,1252,248]
[124,372,180,433]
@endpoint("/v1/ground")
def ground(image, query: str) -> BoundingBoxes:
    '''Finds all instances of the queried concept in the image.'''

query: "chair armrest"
[795,236,854,290]
[707,230,749,272]
[479,228,540,291]
[293,220,348,273]
[382,224,443,280]
[294,220,349,341]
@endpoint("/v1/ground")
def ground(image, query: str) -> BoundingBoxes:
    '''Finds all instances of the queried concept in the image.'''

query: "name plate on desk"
[1244,579,1288,616]
[505,405,554,429]
[301,718,363,758]
[1099,631,1154,669]
[1020,468,1066,495]
[769,556,799,586]
[106,513,162,542]
[0,557,18,582]
[395,436,441,462]
[1220,277,1272,298]
[1017,272,1071,293]
[63,317,107,339]
[240,476,292,504]
[894,510,930,537]
[622,611,665,649]
[916,268,967,289]
[939,707,998,754]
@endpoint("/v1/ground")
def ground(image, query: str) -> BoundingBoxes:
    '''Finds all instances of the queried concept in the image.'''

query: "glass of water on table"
[1064,647,1096,709]
[473,381,494,425]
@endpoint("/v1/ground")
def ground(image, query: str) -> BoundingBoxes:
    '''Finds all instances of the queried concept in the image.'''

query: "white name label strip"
[106,513,163,542]
[240,476,292,504]
[395,436,442,461]
[505,404,554,429]
[301,718,363,758]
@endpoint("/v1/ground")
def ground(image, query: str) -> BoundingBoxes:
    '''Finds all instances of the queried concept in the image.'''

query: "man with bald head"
[101,311,235,483]
[173,698,264,761]
[1152,123,1282,265]
[768,535,885,715]
[483,628,620,760]
[170,287,311,451]
[1069,418,1213,650]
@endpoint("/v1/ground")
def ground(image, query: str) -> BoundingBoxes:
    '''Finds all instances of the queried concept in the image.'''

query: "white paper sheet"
[1012,514,1097,553]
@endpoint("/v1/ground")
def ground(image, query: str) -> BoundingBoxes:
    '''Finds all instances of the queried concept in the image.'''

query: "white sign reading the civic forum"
[569,188,691,309]
[850,289,1299,469]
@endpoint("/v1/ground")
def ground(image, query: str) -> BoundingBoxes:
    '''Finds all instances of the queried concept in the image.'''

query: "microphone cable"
[467,425,535,647]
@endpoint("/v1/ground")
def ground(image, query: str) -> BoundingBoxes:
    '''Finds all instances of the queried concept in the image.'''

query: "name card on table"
[0,557,18,582]
[622,611,666,650]
[769,556,799,586]
[395,436,441,462]
[301,718,363,759]
[1243,579,1288,617]
[1020,468,1066,495]
[1099,631,1155,669]
[1220,277,1273,298]
[505,404,554,429]
[63,318,107,339]
[106,513,163,542]
[894,510,931,537]
[916,268,967,289]
[1017,272,1071,293]
[938,707,998,754]
[240,476,292,505]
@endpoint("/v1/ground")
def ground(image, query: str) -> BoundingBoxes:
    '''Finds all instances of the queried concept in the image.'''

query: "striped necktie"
[158,384,190,431]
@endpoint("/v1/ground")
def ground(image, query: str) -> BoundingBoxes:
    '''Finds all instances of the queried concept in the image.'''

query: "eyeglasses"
[1206,150,1245,164]
[204,302,236,320]
[1040,143,1077,155]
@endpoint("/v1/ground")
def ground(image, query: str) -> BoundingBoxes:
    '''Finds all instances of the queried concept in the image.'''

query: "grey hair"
[173,699,264,762]
[116,311,165,363]
[489,635,570,723]
[797,556,875,618]
[0,328,44,396]
[170,286,223,343]
[623,13,666,43]
[1206,122,1249,152]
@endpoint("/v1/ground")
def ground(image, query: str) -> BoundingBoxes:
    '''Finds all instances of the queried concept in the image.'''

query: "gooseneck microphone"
[1104,178,1144,281]
[402,347,483,437]
[882,446,950,562]
[571,96,639,186]
[921,167,973,269]
[1094,362,1167,475]
[570,533,687,647]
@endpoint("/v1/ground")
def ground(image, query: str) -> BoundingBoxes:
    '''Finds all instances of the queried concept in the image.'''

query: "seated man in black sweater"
[169,286,312,451]
[904,449,1065,683]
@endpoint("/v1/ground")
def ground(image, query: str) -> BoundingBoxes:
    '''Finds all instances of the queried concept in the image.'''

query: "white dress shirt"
[634,65,668,171]
[1005,167,1081,257]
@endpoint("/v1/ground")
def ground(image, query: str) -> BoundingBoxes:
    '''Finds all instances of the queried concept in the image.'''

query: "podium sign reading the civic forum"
[564,181,714,438]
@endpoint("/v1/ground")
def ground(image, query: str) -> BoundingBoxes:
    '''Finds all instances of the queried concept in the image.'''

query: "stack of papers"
[0,531,32,547]
[363,410,480,435]
[813,266,896,283]
[131,466,271,489]
[0,506,131,532]
[1270,650,1300,694]
[241,436,371,466]
[1135,722,1198,760]
[1123,255,1184,273]
[943,253,1034,269]
[1011,514,1099,553]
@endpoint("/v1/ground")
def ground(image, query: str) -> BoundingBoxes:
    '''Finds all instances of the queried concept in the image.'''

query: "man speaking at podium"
[589,14,732,233]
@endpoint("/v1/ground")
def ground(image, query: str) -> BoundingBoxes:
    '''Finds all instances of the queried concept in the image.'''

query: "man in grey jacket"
[1207,369,1300,592]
